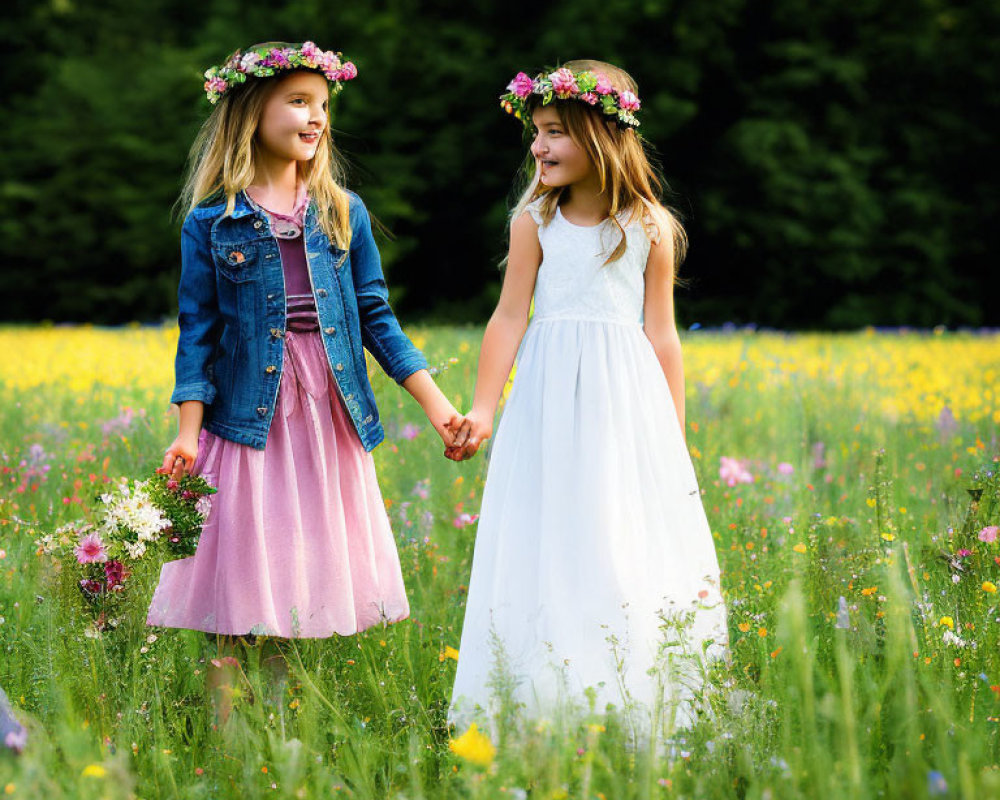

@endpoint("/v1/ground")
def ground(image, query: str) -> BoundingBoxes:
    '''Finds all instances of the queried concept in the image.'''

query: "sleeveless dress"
[450,200,728,726]
[146,190,409,638]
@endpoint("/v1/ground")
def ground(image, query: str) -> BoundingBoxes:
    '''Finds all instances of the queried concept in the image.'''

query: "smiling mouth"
[540,160,558,168]
[299,131,321,143]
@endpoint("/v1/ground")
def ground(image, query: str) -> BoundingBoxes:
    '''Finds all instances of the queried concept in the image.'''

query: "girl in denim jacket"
[145,42,463,719]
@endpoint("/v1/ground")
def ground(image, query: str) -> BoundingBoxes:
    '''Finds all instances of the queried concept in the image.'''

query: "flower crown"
[203,41,357,104]
[500,67,642,129]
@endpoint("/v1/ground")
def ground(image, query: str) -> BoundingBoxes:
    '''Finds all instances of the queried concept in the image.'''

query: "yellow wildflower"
[792,543,807,554]
[983,582,997,594]
[939,616,954,630]
[449,723,495,766]
[81,765,107,778]
[439,646,460,662]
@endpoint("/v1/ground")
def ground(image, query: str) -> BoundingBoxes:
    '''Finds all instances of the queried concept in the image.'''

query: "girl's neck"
[248,155,300,216]
[559,178,610,226]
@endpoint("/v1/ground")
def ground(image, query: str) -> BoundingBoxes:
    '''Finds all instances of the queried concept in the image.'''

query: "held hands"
[443,409,492,462]
[159,434,199,480]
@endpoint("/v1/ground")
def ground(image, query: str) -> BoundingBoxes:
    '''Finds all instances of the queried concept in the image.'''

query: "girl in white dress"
[447,60,729,731]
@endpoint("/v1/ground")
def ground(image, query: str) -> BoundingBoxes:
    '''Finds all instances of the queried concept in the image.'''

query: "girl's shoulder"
[524,195,546,226]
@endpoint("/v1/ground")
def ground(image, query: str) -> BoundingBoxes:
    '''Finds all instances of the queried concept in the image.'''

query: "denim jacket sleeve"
[170,212,220,405]
[349,195,428,383]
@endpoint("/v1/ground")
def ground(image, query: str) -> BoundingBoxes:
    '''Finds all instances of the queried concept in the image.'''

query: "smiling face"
[255,71,329,164]
[529,105,596,189]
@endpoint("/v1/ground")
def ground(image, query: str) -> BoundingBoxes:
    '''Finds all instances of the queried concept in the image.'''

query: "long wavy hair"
[509,59,687,276]
[178,45,352,250]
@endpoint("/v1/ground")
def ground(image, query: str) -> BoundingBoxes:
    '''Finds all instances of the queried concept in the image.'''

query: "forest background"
[0,0,996,329]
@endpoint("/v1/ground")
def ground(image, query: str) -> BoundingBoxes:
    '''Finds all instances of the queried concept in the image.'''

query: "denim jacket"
[171,190,428,451]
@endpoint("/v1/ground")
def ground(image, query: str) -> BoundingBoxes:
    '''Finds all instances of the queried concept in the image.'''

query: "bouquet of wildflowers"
[38,471,215,630]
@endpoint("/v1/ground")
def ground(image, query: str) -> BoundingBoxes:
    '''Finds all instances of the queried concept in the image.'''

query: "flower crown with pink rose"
[203,41,358,104]
[500,66,642,129]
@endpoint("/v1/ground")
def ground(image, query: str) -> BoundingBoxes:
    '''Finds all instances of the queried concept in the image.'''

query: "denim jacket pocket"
[213,242,260,283]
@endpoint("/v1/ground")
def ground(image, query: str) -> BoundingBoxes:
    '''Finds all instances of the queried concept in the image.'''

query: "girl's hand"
[446,409,492,461]
[429,411,466,454]
[160,434,199,480]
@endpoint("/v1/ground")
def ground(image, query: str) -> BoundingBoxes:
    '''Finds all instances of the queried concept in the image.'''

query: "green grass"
[1,326,999,799]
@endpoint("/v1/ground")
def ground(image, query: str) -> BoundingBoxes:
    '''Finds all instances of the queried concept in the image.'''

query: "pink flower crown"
[500,66,642,129]
[203,41,357,105]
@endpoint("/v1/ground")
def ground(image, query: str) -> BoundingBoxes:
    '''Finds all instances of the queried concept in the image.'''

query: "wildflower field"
[1,324,999,799]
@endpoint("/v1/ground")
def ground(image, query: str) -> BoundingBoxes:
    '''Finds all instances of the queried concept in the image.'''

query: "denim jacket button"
[267,293,275,300]
[324,326,336,335]
[265,365,277,374]
[253,220,263,230]
[257,406,268,415]
[271,327,284,339]
[316,288,328,298]
[335,363,344,371]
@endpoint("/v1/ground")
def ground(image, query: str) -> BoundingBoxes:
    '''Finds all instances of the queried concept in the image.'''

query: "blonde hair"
[510,59,687,275]
[178,50,352,250]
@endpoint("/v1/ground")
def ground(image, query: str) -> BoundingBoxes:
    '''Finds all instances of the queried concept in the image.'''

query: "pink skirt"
[146,330,409,638]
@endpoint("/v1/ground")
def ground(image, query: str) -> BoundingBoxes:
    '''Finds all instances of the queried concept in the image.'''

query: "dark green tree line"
[0,0,996,327]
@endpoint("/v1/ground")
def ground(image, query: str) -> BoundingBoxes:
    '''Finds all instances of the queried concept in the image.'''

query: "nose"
[530,137,545,159]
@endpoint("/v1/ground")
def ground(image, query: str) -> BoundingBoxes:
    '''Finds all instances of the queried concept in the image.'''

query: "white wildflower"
[123,540,147,559]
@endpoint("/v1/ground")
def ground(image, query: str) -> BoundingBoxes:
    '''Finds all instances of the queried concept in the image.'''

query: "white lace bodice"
[526,199,652,325]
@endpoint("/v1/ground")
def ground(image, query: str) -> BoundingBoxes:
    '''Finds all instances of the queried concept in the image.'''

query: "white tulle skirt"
[450,318,728,728]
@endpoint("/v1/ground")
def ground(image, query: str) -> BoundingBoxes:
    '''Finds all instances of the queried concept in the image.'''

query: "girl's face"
[256,71,329,163]
[530,106,594,188]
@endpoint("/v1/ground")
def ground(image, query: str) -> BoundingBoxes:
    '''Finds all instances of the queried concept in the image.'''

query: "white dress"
[450,200,728,729]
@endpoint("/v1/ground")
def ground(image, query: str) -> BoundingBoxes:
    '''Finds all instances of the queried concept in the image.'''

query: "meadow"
[1,324,999,799]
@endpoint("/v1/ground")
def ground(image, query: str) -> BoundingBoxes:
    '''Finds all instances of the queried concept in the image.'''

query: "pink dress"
[147,190,409,638]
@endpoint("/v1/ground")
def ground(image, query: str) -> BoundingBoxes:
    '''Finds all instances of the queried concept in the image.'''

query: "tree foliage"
[0,0,995,327]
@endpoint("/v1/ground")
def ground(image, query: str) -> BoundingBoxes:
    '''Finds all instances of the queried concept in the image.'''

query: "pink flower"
[453,513,479,528]
[79,578,104,597]
[74,532,108,564]
[957,549,972,557]
[4,728,27,754]
[105,560,128,591]
[594,74,614,95]
[337,61,358,81]
[402,423,421,441]
[550,68,579,97]
[777,462,794,475]
[719,456,754,487]
[618,90,641,112]
[579,92,599,105]
[507,72,534,99]
[240,52,262,71]
[300,41,321,62]
[979,526,999,544]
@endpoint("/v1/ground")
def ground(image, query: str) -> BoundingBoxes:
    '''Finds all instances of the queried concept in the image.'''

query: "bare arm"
[642,232,686,440]
[401,368,463,451]
[455,212,542,457]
